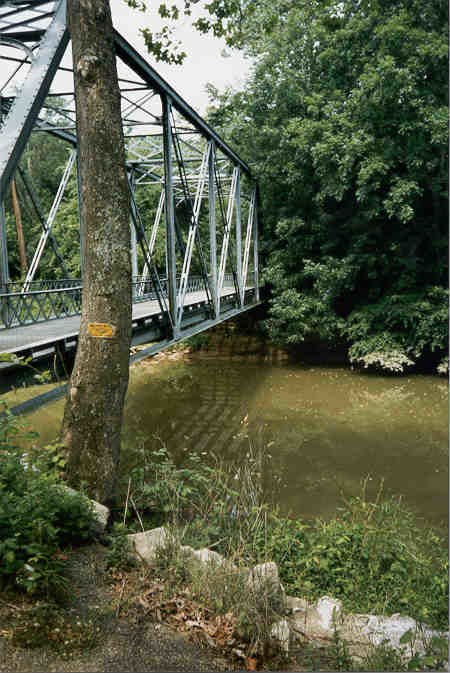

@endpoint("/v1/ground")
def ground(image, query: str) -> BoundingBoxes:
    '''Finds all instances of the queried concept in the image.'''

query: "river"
[11,345,448,530]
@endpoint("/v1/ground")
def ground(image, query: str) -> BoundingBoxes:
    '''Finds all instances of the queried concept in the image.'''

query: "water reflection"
[11,354,448,528]
[123,357,448,528]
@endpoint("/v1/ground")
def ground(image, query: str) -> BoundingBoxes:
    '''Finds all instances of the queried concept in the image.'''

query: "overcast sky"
[111,0,250,114]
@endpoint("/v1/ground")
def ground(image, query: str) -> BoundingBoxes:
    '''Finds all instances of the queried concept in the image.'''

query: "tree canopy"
[200,0,448,372]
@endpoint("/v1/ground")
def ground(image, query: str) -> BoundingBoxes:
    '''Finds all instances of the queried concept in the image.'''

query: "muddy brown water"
[10,351,449,529]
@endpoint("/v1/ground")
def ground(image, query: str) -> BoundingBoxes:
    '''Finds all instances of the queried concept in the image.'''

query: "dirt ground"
[0,545,239,673]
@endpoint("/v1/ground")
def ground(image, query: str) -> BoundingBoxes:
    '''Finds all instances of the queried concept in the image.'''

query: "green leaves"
[0,412,95,597]
[262,494,448,630]
[199,0,448,367]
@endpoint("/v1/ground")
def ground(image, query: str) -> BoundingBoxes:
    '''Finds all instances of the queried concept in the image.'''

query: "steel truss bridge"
[0,0,260,371]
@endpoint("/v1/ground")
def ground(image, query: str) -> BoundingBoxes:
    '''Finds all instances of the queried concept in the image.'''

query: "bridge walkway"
[0,285,245,357]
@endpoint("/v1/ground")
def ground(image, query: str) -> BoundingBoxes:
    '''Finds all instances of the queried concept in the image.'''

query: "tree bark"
[11,179,27,274]
[62,0,132,506]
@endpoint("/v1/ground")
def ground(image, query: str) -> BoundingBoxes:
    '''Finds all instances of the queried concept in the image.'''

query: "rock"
[89,498,109,534]
[127,527,168,563]
[270,618,291,654]
[287,593,449,664]
[180,544,196,557]
[316,596,343,631]
[356,613,447,656]
[286,595,309,614]
[289,595,343,642]
[247,562,285,609]
[362,613,417,649]
[61,485,109,534]
[191,547,226,566]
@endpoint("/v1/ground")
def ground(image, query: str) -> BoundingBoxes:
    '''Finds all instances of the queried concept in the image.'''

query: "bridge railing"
[4,279,82,293]
[0,273,238,329]
[0,285,83,330]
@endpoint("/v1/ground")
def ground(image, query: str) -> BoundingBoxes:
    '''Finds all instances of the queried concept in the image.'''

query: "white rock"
[359,613,447,655]
[191,547,226,565]
[286,595,309,614]
[270,618,291,654]
[89,498,109,534]
[289,595,342,641]
[247,562,285,609]
[127,527,168,562]
[61,485,109,534]
[316,596,343,631]
[248,562,280,591]
[287,593,449,663]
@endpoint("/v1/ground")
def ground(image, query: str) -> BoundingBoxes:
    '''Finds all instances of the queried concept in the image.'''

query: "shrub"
[255,492,448,630]
[0,407,95,597]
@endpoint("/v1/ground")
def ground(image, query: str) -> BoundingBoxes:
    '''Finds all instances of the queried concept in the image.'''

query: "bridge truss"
[0,0,260,365]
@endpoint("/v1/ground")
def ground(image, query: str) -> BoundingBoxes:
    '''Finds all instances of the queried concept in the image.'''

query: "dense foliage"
[258,496,448,630]
[0,409,95,596]
[203,0,449,372]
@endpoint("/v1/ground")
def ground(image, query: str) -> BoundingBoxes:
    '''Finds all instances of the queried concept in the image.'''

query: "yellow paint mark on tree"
[87,322,116,339]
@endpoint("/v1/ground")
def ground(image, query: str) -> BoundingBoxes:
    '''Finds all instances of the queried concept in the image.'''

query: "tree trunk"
[11,178,27,274]
[62,0,132,506]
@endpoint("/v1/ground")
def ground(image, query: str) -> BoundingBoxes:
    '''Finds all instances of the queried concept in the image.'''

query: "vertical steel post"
[235,167,243,306]
[0,199,9,326]
[129,170,138,295]
[253,186,260,302]
[76,150,84,279]
[208,141,218,317]
[162,95,177,334]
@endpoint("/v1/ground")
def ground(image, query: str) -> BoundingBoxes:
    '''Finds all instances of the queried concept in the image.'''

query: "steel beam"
[162,94,177,334]
[114,31,251,176]
[254,187,260,302]
[129,170,138,287]
[242,187,256,296]
[217,166,238,313]
[22,148,76,290]
[235,168,243,307]
[0,0,68,198]
[208,141,218,317]
[176,142,210,326]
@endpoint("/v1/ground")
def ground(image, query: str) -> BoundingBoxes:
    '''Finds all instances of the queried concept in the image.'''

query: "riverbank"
[0,544,237,673]
[0,463,447,672]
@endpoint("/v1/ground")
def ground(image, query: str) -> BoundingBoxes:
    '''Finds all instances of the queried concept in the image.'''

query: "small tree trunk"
[11,178,27,274]
[62,0,132,506]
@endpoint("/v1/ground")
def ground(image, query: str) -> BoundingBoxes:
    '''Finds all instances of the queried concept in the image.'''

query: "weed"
[11,603,102,658]
[105,523,135,571]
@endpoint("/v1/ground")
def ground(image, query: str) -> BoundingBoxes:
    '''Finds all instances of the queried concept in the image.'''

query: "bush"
[254,492,448,630]
[0,407,95,597]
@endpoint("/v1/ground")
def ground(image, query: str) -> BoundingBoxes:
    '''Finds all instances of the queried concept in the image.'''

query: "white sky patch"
[111,0,251,113]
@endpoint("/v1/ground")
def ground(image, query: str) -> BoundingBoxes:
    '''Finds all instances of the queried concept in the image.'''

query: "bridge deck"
[0,286,238,355]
